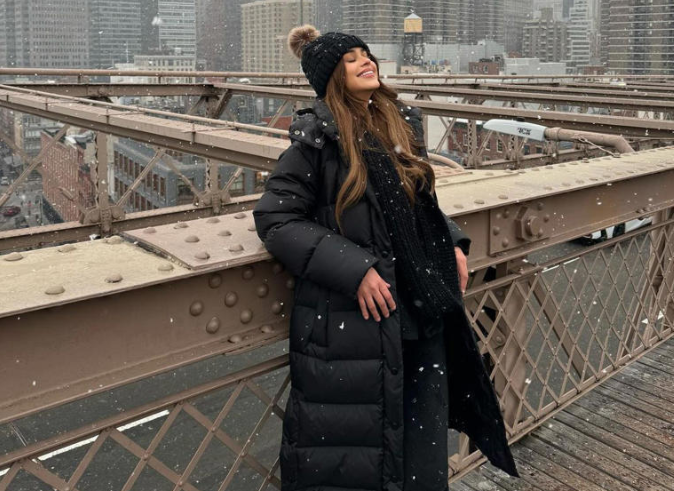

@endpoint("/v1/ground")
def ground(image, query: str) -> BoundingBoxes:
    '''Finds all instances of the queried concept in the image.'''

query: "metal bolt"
[272,263,284,274]
[207,217,220,224]
[224,292,238,307]
[174,222,189,229]
[248,224,256,231]
[195,251,210,260]
[242,267,255,280]
[185,235,200,243]
[286,278,295,289]
[45,285,65,295]
[218,230,232,237]
[503,209,510,218]
[240,309,253,323]
[271,301,284,314]
[105,236,123,245]
[228,334,243,343]
[454,204,464,209]
[158,263,174,272]
[234,212,246,219]
[206,317,221,334]
[105,273,123,284]
[474,199,485,205]
[498,194,508,200]
[189,301,204,316]
[4,252,23,261]
[256,284,269,297]
[229,244,244,253]
[144,227,156,234]
[492,226,501,236]
[261,325,274,333]
[209,274,222,289]
[537,202,544,211]
[58,245,76,253]
[501,238,509,247]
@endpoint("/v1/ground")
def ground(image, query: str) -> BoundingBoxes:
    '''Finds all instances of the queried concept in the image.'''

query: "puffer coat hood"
[253,99,519,491]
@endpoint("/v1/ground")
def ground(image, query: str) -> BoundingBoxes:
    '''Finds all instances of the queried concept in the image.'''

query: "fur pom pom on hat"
[287,24,370,98]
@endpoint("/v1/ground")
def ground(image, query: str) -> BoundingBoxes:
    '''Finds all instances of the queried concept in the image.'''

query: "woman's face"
[342,47,380,101]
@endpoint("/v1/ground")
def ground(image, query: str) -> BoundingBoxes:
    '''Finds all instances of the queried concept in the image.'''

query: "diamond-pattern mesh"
[1,220,672,488]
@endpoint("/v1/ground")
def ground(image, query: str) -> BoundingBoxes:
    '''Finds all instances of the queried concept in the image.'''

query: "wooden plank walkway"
[453,337,674,491]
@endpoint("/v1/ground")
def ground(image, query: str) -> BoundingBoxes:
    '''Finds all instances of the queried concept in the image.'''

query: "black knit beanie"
[288,25,371,98]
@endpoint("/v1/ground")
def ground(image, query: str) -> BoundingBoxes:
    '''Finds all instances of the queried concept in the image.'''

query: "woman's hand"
[357,267,396,321]
[455,246,468,294]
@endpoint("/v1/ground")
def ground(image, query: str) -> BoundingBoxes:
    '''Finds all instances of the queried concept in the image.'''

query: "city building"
[603,0,674,75]
[241,0,313,73]
[533,0,564,20]
[40,129,96,223]
[342,0,408,48]
[314,0,343,33]
[197,0,246,71]
[0,0,89,68]
[565,0,600,70]
[504,57,567,75]
[0,109,62,160]
[475,0,505,45]
[504,0,534,54]
[141,0,197,56]
[522,8,568,62]
[89,0,142,69]
[413,0,456,44]
[469,60,500,75]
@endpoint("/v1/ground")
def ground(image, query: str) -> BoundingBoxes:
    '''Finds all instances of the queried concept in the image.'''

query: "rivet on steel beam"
[229,244,244,253]
[558,164,566,167]
[207,217,220,224]
[576,180,584,184]
[208,274,222,289]
[286,278,295,290]
[537,229,544,237]
[45,285,65,295]
[570,162,579,165]
[562,182,571,187]
[240,309,253,323]
[544,186,553,190]
[503,209,510,218]
[228,334,243,343]
[589,177,599,181]
[486,172,494,176]
[501,238,509,247]
[248,224,256,231]
[144,227,156,234]
[498,194,508,200]
[4,252,23,261]
[492,226,501,236]
[105,236,123,245]
[257,284,269,297]
[234,212,246,219]
[543,214,550,222]
[272,263,284,275]
[261,325,274,333]
[210,426,217,433]
[242,267,254,280]
[195,251,210,260]
[224,292,238,307]
[174,222,189,229]
[190,301,204,316]
[271,301,284,315]
[218,230,232,237]
[453,204,464,209]
[474,199,485,205]
[206,317,221,334]
[537,202,544,211]
[58,244,76,253]
[105,273,123,283]
[185,235,200,243]
[158,263,174,272]
[143,453,150,460]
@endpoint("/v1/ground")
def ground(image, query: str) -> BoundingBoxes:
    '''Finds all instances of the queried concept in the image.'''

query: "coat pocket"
[326,309,382,361]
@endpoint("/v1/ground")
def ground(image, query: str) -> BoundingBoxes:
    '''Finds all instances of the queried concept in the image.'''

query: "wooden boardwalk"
[453,337,674,491]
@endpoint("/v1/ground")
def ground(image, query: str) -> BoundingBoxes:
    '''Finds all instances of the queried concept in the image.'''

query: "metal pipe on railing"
[428,152,464,170]
[544,127,635,154]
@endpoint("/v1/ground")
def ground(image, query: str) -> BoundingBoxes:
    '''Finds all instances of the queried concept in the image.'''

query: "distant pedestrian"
[253,25,519,491]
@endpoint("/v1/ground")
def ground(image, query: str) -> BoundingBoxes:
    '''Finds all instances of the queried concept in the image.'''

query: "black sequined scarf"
[363,134,464,337]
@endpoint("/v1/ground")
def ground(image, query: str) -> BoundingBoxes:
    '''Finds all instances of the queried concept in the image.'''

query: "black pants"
[402,329,450,491]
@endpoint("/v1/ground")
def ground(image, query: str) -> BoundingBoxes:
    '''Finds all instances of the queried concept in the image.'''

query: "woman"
[253,25,519,491]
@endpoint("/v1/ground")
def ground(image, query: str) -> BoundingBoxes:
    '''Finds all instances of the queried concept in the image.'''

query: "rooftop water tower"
[402,12,424,67]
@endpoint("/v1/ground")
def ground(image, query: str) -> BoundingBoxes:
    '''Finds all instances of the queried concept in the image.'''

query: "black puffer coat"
[253,100,519,491]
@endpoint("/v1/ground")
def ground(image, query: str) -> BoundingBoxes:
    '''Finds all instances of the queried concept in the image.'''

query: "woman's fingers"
[372,290,389,318]
[365,295,381,322]
[379,284,396,312]
[358,295,369,320]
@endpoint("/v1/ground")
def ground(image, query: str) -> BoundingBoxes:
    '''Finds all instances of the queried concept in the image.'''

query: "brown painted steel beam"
[476,83,672,101]
[388,84,674,112]
[7,83,217,98]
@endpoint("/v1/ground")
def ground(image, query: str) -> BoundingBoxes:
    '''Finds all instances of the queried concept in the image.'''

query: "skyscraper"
[604,0,674,74]
[413,0,455,44]
[0,0,89,68]
[475,0,505,45]
[89,0,142,69]
[314,0,343,33]
[241,0,313,73]
[523,7,567,62]
[504,0,533,53]
[141,0,197,56]
[565,0,599,68]
[342,0,410,45]
[197,0,246,71]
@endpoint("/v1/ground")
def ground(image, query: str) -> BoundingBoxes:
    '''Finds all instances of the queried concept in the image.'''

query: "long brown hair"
[324,56,436,233]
